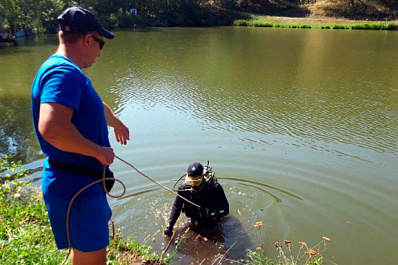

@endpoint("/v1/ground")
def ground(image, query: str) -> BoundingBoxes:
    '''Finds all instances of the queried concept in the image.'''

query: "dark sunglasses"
[91,35,105,50]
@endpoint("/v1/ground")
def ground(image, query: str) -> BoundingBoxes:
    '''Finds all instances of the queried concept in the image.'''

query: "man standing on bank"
[31,6,129,265]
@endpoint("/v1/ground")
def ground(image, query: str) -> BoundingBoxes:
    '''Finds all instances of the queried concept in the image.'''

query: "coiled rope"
[62,155,200,264]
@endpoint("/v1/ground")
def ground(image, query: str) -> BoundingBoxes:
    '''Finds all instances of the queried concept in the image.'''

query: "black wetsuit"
[167,177,229,228]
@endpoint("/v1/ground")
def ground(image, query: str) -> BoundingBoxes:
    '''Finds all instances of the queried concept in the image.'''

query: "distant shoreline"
[233,15,398,31]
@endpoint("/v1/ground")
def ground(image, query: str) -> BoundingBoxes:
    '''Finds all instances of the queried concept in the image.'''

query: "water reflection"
[240,183,282,203]
[118,187,159,200]
[0,94,39,161]
[3,29,397,162]
[107,28,398,155]
[223,177,303,201]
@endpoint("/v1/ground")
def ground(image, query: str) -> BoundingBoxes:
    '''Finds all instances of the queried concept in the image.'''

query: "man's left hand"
[103,102,130,145]
[114,122,130,145]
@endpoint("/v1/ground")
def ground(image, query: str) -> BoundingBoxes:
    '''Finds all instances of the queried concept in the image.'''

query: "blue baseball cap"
[57,6,114,39]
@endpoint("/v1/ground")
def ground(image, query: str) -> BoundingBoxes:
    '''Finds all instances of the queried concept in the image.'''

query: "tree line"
[0,0,396,34]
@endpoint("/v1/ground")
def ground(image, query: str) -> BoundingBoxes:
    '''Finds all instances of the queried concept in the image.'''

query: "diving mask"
[185,175,203,187]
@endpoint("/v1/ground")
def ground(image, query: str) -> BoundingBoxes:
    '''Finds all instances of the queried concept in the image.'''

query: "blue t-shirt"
[31,54,110,171]
[32,54,111,202]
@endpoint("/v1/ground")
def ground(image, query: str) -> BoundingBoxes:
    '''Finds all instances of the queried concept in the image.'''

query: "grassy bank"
[234,15,398,30]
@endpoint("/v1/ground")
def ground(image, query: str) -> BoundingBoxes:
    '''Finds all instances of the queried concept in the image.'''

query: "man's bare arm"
[103,102,130,145]
[38,102,114,165]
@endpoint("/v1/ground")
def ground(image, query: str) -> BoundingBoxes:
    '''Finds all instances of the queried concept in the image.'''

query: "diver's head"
[185,162,204,189]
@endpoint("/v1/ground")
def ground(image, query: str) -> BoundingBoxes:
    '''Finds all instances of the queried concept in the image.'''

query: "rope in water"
[115,155,200,208]
[62,155,200,264]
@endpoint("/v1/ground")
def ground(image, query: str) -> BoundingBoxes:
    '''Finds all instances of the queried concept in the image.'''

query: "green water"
[1,27,397,264]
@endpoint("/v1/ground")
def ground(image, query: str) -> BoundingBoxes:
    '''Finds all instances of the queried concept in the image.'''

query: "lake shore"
[233,14,398,30]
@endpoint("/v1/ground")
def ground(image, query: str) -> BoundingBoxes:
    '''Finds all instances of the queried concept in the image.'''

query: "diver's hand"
[198,206,210,218]
[164,224,173,237]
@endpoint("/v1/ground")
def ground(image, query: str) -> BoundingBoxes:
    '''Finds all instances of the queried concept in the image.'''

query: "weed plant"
[244,221,332,265]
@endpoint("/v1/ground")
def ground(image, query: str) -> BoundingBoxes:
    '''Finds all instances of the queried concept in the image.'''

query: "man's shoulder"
[40,54,82,76]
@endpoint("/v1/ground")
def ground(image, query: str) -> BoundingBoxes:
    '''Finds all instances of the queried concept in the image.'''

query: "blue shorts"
[42,160,112,252]
[44,194,112,252]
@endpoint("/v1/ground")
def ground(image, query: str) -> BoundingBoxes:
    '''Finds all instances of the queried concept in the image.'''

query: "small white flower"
[14,193,21,198]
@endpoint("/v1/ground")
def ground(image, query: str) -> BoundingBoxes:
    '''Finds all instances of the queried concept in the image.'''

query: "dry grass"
[308,0,397,20]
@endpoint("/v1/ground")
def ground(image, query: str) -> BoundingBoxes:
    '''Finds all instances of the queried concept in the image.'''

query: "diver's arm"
[210,185,229,217]
[167,195,183,227]
[165,188,185,236]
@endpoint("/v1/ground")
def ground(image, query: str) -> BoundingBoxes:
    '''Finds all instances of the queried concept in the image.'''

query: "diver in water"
[164,162,229,237]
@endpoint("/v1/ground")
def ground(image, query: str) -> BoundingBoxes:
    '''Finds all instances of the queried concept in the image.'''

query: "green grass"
[234,18,398,31]
[0,156,65,264]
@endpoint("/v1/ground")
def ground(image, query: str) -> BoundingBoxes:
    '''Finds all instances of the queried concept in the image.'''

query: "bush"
[332,25,348,29]
[386,22,398,30]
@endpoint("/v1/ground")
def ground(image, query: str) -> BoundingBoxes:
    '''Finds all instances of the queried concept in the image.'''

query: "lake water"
[0,27,397,264]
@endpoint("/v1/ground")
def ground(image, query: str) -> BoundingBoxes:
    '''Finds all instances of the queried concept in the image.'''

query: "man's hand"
[164,224,173,237]
[97,146,115,166]
[103,102,130,145]
[113,122,130,145]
